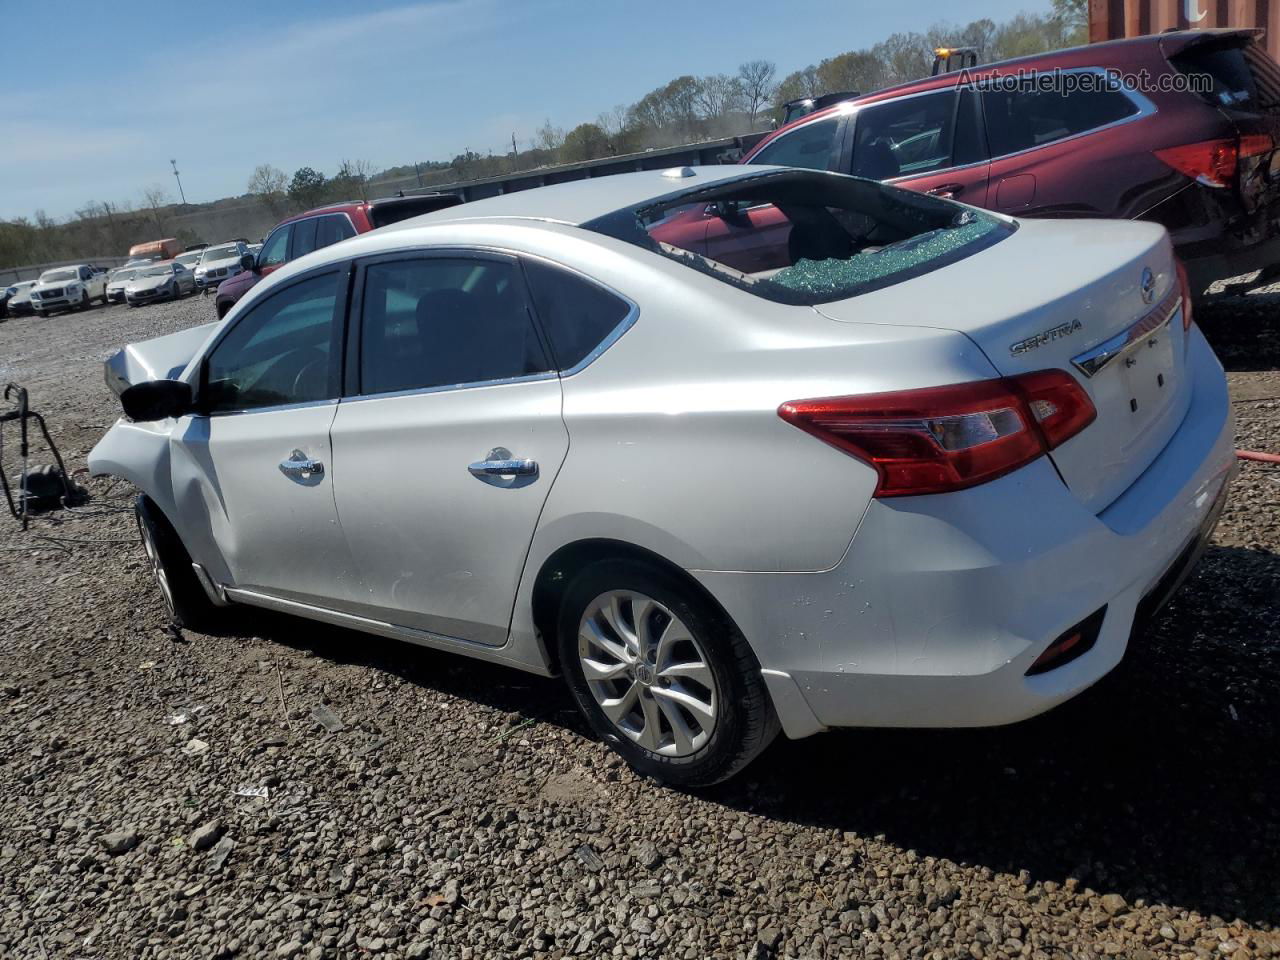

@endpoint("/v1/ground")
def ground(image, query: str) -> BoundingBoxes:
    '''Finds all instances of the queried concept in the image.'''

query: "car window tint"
[259,225,291,268]
[747,117,840,171]
[315,214,356,250]
[359,258,550,395]
[523,259,631,371]
[850,91,957,180]
[983,84,1138,157]
[203,272,340,413]
[291,217,319,259]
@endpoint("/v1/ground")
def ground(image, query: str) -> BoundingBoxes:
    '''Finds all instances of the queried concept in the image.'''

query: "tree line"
[0,2,1085,271]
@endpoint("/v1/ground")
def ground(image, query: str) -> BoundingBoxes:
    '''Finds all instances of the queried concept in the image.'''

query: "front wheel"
[78,291,90,311]
[558,560,779,787]
[135,495,226,631]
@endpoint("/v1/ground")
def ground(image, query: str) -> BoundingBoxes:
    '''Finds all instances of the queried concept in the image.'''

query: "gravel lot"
[0,289,1278,960]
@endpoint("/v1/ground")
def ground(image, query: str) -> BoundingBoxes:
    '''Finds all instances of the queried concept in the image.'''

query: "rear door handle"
[279,449,324,483]
[926,183,964,199]
[468,458,538,477]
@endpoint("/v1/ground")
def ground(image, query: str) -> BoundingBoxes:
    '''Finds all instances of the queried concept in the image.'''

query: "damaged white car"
[90,166,1235,785]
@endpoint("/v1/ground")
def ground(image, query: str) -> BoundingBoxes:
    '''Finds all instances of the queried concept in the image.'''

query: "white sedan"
[89,165,1235,785]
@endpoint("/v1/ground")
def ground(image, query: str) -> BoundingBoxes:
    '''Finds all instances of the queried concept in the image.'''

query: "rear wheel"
[135,495,225,631]
[558,559,778,787]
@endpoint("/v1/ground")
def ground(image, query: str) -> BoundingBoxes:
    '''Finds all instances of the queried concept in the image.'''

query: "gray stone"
[100,829,139,855]
[189,820,224,852]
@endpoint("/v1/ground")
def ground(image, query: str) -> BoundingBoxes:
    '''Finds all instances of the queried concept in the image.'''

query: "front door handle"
[926,182,964,199]
[279,449,324,483]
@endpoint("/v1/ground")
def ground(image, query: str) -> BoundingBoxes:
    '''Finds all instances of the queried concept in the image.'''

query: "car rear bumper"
[1155,181,1280,293]
[694,326,1235,738]
[1179,229,1280,294]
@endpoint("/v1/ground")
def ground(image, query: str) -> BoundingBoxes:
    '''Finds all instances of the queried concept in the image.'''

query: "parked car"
[4,281,37,317]
[105,267,142,304]
[30,264,108,315]
[193,241,251,294]
[0,282,20,319]
[721,28,1280,298]
[174,250,205,274]
[91,166,1233,785]
[125,261,195,306]
[214,193,463,318]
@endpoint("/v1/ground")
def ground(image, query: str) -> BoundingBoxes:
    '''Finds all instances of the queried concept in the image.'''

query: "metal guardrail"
[377,132,772,203]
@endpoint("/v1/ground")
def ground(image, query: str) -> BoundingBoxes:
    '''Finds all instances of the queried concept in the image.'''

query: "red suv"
[214,193,462,318]
[662,29,1280,297]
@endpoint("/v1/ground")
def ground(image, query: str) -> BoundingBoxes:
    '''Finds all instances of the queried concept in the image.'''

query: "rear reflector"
[1025,606,1107,676]
[1174,257,1193,333]
[778,370,1096,497]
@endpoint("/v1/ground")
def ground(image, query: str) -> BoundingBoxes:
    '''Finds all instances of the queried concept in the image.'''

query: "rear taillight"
[1155,138,1237,187]
[778,371,1096,498]
[1174,257,1194,333]
[1154,134,1275,189]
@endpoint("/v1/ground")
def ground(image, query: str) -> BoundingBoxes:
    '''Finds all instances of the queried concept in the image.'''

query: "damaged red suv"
[677,29,1280,297]
[214,193,462,318]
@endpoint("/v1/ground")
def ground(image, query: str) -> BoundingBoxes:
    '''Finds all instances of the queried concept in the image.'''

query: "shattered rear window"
[582,169,1013,305]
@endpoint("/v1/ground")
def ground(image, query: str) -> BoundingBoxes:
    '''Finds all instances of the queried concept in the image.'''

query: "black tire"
[558,559,779,787]
[99,291,108,305]
[135,495,225,631]
[78,291,90,311]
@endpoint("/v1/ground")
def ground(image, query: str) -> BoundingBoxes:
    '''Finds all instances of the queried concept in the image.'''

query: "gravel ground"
[0,289,1278,960]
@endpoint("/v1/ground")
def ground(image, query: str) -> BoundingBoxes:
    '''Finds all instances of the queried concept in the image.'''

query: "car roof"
[754,28,1260,147]
[385,165,758,230]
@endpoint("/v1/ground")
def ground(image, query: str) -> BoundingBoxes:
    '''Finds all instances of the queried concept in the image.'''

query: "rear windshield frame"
[581,169,1014,305]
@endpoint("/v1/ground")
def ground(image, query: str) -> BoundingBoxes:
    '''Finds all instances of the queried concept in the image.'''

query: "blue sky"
[1,0,1048,221]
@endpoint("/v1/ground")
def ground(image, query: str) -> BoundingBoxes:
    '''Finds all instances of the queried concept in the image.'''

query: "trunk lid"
[815,218,1190,513]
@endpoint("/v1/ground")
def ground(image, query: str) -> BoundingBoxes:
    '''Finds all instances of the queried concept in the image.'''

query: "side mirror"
[120,379,193,422]
[240,253,256,272]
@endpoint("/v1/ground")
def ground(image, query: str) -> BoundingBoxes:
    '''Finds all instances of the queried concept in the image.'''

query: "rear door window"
[748,117,842,171]
[290,217,320,260]
[849,90,958,179]
[982,82,1138,157]
[357,257,551,395]
[315,214,356,250]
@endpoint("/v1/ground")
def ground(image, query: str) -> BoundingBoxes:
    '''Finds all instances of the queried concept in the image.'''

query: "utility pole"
[511,132,519,164]
[414,162,423,187]
[170,159,187,205]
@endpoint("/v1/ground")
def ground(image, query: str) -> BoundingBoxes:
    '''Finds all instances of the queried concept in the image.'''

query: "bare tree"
[247,163,288,215]
[737,59,778,127]
[336,159,376,201]
[141,185,170,233]
[694,74,744,120]
[534,119,565,153]
[596,104,629,138]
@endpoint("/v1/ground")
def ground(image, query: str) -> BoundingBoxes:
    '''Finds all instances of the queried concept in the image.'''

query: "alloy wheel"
[578,590,717,757]
[138,515,176,619]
